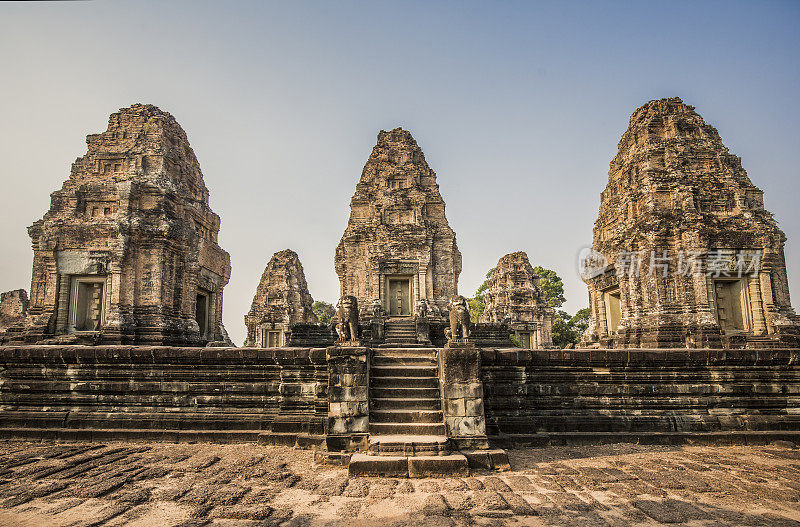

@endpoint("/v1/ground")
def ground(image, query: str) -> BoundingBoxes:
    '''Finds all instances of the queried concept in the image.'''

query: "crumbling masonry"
[5,104,231,345]
[480,251,554,348]
[244,249,318,347]
[581,97,799,348]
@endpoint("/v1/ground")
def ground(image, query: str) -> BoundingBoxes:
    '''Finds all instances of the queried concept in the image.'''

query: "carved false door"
[388,278,411,316]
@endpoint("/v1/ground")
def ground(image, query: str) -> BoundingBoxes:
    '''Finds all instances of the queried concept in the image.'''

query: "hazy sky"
[1,1,798,345]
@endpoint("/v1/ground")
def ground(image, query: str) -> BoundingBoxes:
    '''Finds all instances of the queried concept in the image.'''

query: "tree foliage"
[468,269,493,323]
[552,307,591,348]
[312,300,336,325]
[532,265,566,309]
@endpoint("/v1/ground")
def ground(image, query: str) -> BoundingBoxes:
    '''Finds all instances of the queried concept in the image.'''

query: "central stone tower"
[335,128,461,318]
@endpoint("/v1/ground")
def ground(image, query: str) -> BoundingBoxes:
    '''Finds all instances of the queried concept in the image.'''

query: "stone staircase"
[383,318,418,345]
[348,346,469,476]
[369,347,445,438]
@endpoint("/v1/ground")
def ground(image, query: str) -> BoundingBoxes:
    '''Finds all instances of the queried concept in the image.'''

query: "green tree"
[532,266,566,308]
[551,307,591,348]
[312,300,336,324]
[468,269,493,323]
[571,307,591,337]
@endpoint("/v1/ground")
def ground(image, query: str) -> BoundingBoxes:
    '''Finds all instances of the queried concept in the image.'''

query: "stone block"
[446,382,483,399]
[348,454,408,477]
[465,398,484,417]
[408,454,469,478]
[445,398,466,417]
[462,450,492,470]
[447,416,486,437]
[442,343,481,381]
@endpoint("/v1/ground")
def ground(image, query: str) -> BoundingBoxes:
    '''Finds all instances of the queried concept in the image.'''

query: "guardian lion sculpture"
[446,295,470,341]
[336,295,360,342]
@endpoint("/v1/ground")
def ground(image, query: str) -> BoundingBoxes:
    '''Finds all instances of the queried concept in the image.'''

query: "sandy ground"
[0,440,799,526]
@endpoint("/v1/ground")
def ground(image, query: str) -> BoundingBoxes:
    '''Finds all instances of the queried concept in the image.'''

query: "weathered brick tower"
[244,249,318,347]
[9,104,231,345]
[480,251,554,348]
[582,97,799,348]
[334,128,462,318]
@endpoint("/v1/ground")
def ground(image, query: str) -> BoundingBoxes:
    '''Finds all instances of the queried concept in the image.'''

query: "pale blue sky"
[1,1,798,345]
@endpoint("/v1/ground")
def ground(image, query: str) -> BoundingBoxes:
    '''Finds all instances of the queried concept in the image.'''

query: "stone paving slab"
[0,441,799,526]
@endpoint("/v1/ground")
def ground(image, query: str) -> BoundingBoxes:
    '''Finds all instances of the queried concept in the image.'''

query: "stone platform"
[1,345,800,478]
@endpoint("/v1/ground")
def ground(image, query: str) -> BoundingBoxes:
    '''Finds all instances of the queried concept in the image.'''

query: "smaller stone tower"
[480,252,554,348]
[0,290,29,336]
[245,249,317,347]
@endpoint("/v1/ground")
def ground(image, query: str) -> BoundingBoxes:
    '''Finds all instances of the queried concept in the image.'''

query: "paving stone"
[439,479,467,491]
[481,477,512,492]
[209,505,274,520]
[443,493,474,511]
[342,478,371,497]
[464,478,485,490]
[396,480,415,493]
[472,491,509,510]
[316,476,348,496]
[422,494,450,516]
[500,492,536,515]
[418,480,441,493]
[632,499,709,523]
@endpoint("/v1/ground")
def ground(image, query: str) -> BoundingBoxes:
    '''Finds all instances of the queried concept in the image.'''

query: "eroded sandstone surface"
[1,441,799,526]
[244,249,318,347]
[335,128,461,318]
[7,104,231,345]
[582,97,799,349]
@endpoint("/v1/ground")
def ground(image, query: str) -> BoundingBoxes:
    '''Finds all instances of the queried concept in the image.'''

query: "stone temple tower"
[335,128,461,317]
[480,252,554,349]
[244,249,318,347]
[582,97,799,349]
[9,104,231,345]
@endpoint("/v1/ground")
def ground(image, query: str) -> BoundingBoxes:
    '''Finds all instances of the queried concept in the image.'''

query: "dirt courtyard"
[0,440,799,526]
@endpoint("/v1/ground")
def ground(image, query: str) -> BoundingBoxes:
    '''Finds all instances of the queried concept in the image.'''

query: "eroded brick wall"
[0,346,327,442]
[482,348,800,443]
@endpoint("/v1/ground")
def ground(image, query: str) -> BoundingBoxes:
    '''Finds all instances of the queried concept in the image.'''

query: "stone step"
[348,453,469,477]
[373,347,437,353]
[368,435,450,456]
[375,343,433,349]
[371,365,437,377]
[371,386,441,399]
[370,422,447,435]
[372,355,436,366]
[370,410,443,424]
[371,397,442,411]
[372,376,439,389]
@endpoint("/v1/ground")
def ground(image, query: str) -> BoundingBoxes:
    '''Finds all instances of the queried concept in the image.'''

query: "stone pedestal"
[416,317,431,344]
[326,346,369,452]
[440,341,488,450]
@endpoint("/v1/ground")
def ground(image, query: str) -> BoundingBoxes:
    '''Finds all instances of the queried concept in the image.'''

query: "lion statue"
[447,295,470,341]
[336,295,360,342]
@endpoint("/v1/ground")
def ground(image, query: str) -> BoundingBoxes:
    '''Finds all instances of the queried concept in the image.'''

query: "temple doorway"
[714,279,749,332]
[387,277,412,316]
[196,289,210,338]
[604,287,621,335]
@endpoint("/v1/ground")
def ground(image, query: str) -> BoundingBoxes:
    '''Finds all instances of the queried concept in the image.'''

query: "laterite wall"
[482,348,800,444]
[0,346,327,443]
